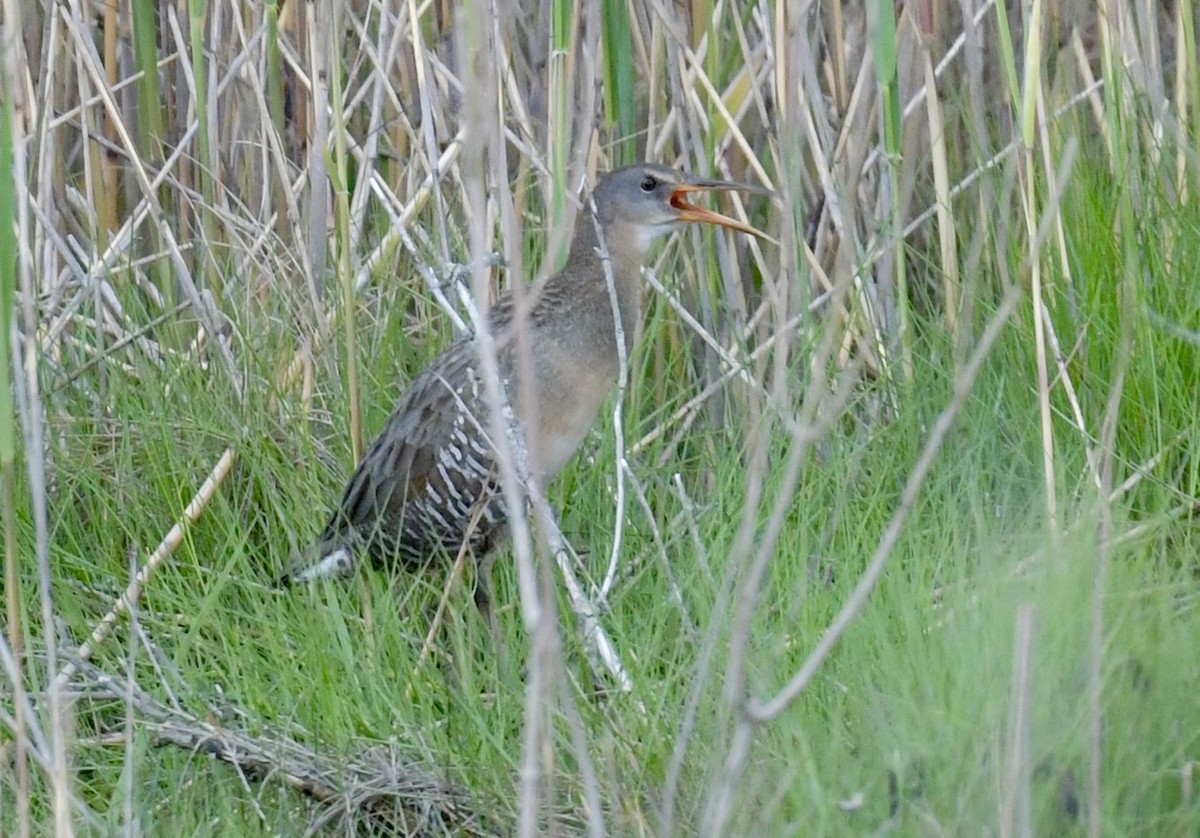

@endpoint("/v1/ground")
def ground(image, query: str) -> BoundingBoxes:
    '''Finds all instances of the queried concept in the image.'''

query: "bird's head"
[590,164,770,251]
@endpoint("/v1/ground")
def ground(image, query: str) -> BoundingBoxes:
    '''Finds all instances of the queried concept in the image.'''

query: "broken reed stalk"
[64,655,500,837]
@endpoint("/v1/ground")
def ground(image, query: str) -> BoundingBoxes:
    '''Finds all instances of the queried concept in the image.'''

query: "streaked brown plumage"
[285,164,766,618]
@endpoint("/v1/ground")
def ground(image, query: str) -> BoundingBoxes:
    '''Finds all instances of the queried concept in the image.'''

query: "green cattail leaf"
[601,0,636,164]
[1019,0,1042,148]
[132,0,164,157]
[869,0,898,87]
[993,0,1022,116]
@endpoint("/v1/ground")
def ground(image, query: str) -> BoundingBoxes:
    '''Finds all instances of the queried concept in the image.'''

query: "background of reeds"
[2,0,1198,834]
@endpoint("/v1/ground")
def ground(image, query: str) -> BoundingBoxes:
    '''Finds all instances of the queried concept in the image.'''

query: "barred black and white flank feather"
[283,336,509,585]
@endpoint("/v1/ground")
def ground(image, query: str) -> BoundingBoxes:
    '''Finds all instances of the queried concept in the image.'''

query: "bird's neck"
[561,216,650,350]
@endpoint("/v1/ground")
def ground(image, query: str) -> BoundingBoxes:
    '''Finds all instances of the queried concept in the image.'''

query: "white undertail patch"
[292,548,354,582]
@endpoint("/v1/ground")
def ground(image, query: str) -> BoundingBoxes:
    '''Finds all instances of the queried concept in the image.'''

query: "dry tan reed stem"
[53,447,238,692]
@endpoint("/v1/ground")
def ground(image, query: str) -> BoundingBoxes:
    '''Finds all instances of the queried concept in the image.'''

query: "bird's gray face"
[593,164,767,248]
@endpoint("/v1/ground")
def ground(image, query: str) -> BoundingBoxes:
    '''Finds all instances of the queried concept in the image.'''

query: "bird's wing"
[312,335,508,568]
[328,338,476,542]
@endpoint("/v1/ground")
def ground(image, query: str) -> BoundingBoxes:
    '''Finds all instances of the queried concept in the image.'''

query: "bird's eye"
[639,175,657,192]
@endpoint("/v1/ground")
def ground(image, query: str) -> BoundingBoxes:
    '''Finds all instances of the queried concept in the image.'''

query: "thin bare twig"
[1001,605,1036,838]
[1088,258,1134,838]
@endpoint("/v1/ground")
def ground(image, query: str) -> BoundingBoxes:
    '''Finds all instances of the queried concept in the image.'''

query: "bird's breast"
[518,337,619,479]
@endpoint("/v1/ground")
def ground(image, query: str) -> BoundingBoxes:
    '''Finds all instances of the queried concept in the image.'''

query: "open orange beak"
[669,178,772,240]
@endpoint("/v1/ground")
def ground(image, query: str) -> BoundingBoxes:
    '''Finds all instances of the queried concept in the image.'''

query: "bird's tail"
[277,533,359,586]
